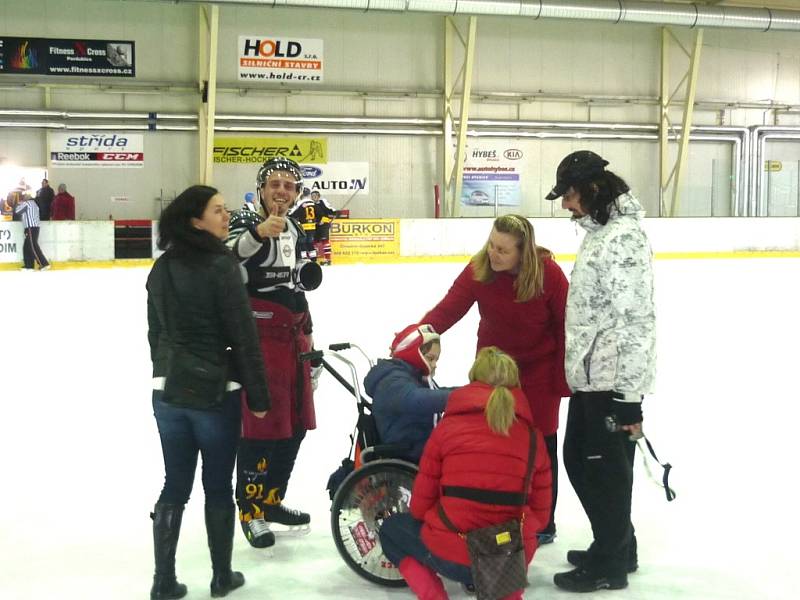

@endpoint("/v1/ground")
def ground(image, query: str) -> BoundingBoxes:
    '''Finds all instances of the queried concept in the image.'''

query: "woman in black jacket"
[147,185,270,600]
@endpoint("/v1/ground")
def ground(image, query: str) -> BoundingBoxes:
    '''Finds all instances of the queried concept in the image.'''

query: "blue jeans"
[153,390,241,508]
[379,513,473,586]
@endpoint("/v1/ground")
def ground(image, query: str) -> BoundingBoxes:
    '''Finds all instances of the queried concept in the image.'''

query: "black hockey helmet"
[256,157,304,194]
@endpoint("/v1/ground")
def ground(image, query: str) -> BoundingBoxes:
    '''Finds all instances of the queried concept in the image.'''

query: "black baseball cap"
[545,150,609,200]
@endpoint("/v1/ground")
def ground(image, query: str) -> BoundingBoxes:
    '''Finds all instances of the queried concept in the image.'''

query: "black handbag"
[161,260,227,407]
[163,345,227,407]
[438,429,537,600]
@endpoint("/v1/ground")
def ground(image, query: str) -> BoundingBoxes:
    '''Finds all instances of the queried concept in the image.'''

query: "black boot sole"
[554,571,628,593]
[566,550,638,573]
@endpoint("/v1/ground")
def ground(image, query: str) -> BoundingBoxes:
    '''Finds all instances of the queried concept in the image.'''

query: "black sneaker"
[240,517,276,548]
[263,503,310,526]
[553,567,628,593]
[567,538,638,574]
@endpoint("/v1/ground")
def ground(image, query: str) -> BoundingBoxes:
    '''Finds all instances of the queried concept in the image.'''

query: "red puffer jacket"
[410,381,552,566]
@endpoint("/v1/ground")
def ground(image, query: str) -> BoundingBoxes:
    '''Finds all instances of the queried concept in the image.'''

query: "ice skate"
[262,503,311,537]
[239,515,276,549]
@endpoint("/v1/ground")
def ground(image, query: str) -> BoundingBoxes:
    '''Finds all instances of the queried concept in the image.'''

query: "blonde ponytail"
[468,346,520,436]
[486,386,517,435]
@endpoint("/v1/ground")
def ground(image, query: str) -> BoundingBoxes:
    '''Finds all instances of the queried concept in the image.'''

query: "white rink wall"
[2,217,800,265]
[400,217,800,257]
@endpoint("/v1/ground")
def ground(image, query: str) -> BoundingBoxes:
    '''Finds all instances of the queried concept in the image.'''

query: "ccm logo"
[99,153,142,161]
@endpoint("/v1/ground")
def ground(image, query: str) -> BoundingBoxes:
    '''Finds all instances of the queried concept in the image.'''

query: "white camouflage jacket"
[565,193,656,402]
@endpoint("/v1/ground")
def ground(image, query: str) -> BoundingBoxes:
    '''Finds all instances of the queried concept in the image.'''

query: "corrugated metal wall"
[0,0,798,218]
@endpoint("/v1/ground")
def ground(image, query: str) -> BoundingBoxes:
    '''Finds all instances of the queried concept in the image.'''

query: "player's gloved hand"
[310,359,323,391]
[293,260,323,291]
[611,399,643,426]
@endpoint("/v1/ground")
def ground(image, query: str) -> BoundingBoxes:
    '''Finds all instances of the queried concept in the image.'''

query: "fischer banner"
[49,133,144,168]
[0,37,135,77]
[213,137,327,164]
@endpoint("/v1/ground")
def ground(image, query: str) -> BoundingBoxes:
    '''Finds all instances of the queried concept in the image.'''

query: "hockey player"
[311,190,337,265]
[288,187,317,260]
[226,157,323,549]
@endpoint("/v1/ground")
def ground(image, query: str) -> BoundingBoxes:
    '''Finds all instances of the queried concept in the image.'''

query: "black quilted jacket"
[146,242,270,412]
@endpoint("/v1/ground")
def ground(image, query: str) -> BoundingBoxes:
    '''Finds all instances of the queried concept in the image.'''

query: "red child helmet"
[390,324,440,376]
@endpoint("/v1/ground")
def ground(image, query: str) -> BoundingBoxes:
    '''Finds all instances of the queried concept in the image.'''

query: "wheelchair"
[302,343,418,588]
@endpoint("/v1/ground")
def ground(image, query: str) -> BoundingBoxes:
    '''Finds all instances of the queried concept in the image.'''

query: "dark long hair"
[574,171,630,225]
[157,185,226,254]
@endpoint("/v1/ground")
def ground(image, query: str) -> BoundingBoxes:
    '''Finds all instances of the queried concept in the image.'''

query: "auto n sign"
[49,133,144,168]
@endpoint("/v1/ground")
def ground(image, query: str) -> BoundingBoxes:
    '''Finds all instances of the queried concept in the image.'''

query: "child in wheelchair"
[378,346,552,600]
[363,324,452,463]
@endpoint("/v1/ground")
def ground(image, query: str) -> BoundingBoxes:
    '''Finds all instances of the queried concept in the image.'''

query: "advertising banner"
[300,162,369,195]
[49,133,144,168]
[238,36,323,83]
[461,144,524,207]
[0,37,135,77]
[213,137,327,164]
[329,219,399,264]
[0,222,23,263]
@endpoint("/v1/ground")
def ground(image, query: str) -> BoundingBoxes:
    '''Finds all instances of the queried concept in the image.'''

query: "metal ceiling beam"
[108,0,800,32]
[197,4,219,185]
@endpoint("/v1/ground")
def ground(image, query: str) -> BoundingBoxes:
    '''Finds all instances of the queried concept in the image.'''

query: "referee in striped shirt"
[14,193,51,271]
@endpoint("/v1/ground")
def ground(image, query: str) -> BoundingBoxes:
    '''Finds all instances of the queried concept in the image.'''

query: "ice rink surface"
[2,257,799,600]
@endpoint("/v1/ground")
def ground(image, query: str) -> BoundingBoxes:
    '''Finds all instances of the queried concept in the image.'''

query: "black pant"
[563,392,636,575]
[23,227,49,269]
[542,432,558,535]
[236,429,306,518]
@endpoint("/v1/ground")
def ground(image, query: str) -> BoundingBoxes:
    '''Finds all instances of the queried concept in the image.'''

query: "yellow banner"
[213,137,327,164]
[330,219,400,264]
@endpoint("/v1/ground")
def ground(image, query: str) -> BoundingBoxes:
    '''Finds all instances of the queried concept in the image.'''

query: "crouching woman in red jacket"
[379,347,552,600]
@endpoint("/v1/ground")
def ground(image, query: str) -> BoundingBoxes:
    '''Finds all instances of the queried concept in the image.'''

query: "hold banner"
[213,137,327,164]
[300,162,369,195]
[329,219,399,264]
[49,133,144,168]
[238,36,323,83]
[0,37,135,77]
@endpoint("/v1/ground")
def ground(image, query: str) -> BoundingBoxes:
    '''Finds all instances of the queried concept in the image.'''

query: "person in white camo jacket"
[545,150,656,594]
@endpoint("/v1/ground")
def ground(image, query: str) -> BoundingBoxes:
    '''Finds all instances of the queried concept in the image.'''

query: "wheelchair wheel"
[330,459,417,587]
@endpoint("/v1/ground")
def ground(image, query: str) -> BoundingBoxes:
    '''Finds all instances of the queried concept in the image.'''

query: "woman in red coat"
[379,347,552,600]
[421,214,569,542]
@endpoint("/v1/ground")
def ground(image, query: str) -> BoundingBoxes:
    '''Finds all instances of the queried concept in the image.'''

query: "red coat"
[240,299,316,440]
[411,382,552,566]
[422,258,570,435]
[51,192,75,220]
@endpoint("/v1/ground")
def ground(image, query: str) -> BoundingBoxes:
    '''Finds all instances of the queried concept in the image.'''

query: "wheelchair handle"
[328,343,351,351]
[299,350,324,362]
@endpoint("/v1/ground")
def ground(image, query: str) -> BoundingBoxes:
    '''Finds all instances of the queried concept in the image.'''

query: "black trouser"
[563,392,636,576]
[236,429,306,518]
[542,432,558,535]
[23,227,49,269]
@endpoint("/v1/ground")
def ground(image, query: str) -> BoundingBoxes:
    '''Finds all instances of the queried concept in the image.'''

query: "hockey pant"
[236,429,307,521]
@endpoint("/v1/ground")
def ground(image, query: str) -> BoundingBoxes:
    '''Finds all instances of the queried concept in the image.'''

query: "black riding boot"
[206,504,246,598]
[150,503,188,600]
